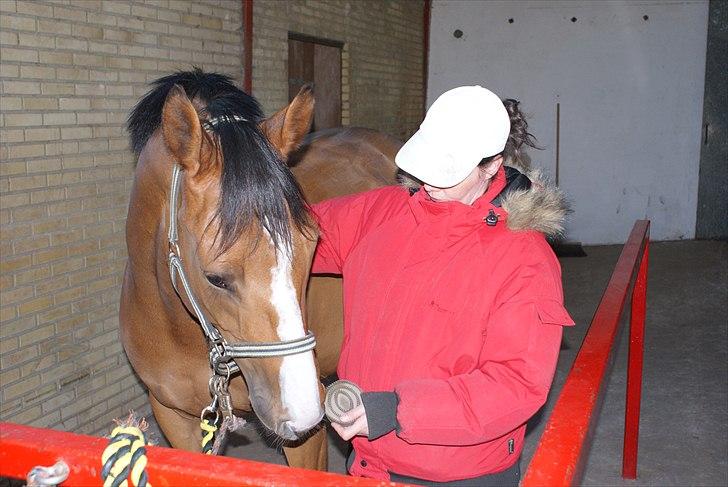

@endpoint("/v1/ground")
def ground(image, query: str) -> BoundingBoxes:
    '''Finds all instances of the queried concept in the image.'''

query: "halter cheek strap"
[166,164,316,376]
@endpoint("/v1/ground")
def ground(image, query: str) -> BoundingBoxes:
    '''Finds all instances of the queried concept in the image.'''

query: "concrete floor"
[141,240,728,486]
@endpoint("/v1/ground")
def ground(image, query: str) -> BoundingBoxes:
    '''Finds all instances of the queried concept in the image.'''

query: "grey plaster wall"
[428,1,709,244]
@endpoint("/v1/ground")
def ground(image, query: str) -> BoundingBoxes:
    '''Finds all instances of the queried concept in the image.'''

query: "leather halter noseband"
[166,163,316,376]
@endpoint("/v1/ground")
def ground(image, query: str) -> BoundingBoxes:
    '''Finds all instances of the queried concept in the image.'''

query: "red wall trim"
[423,0,431,115]
[243,0,253,93]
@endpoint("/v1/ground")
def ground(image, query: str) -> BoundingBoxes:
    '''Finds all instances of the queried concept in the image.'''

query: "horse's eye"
[205,274,228,289]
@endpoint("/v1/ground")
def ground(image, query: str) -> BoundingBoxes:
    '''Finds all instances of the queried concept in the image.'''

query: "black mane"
[127,68,311,251]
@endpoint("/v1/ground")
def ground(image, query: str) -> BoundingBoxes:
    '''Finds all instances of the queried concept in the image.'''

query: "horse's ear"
[162,84,204,176]
[260,84,314,162]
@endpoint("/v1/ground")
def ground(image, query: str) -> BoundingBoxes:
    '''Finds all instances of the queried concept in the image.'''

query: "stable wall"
[428,0,709,244]
[0,0,243,434]
[251,0,424,141]
[0,0,424,436]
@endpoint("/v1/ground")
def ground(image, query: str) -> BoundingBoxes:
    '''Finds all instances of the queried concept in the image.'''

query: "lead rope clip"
[26,461,69,487]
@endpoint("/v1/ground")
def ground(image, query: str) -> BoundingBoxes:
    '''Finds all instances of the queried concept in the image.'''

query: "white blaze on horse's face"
[267,237,323,434]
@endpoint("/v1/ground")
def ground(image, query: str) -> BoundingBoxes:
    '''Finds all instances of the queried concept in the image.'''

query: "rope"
[200,418,218,455]
[101,424,151,487]
[210,415,247,455]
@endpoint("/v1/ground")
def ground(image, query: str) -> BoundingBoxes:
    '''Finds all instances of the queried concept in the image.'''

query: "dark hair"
[127,68,312,253]
[498,99,539,167]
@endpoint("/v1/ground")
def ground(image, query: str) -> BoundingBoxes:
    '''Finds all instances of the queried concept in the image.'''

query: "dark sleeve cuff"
[361,391,399,441]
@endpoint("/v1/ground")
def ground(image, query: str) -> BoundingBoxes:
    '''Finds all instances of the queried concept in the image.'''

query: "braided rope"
[101,425,151,487]
[200,418,218,455]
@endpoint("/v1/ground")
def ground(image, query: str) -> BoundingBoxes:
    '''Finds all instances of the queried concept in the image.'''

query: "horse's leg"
[283,426,328,471]
[149,393,202,452]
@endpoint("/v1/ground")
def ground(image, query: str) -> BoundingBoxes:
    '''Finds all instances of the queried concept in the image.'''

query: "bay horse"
[120,70,400,470]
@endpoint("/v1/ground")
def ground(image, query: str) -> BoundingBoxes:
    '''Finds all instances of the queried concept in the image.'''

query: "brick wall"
[1,0,423,436]
[252,0,424,141]
[0,0,243,434]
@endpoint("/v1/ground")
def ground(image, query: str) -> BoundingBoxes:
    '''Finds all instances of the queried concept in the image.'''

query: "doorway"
[288,33,343,131]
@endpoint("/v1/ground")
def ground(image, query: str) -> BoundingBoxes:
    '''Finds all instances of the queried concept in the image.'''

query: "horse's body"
[120,71,400,470]
[291,128,401,376]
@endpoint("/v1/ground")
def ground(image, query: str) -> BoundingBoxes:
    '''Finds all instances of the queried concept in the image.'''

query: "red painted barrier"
[0,422,400,486]
[522,220,650,486]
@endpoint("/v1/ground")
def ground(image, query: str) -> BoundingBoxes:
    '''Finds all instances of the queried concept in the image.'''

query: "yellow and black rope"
[200,418,218,455]
[101,425,151,487]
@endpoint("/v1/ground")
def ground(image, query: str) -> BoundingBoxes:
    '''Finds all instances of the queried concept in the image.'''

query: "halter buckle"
[168,240,181,258]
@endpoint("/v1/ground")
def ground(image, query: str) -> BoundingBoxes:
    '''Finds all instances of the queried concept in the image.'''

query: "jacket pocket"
[534,299,575,327]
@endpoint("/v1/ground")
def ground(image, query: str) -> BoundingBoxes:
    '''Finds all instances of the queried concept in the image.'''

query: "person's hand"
[330,405,369,441]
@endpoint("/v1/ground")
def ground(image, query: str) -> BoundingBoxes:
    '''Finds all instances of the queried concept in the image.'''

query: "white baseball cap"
[395,85,510,188]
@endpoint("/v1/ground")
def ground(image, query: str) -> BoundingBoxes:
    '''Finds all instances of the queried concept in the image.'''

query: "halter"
[166,163,316,377]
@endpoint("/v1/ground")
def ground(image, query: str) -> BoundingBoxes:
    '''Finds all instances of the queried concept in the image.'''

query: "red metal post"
[422,0,431,116]
[623,234,649,478]
[522,220,650,486]
[242,0,253,93]
[0,422,398,486]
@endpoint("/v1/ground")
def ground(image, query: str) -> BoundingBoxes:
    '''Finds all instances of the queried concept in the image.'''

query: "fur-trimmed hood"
[398,163,569,238]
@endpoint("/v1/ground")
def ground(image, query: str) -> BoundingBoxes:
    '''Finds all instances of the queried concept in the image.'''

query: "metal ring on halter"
[200,405,220,424]
[210,374,230,395]
[208,374,226,396]
[219,361,232,381]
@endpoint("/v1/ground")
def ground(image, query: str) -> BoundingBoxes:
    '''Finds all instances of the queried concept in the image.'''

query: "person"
[311,85,575,486]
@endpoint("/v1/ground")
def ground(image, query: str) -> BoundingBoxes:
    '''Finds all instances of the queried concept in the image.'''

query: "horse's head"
[136,72,323,440]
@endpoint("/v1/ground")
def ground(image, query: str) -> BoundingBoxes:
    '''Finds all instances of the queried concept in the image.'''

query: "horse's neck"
[123,136,210,364]
[126,137,173,285]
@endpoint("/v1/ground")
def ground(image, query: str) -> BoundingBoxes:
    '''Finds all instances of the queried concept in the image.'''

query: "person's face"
[423,155,503,205]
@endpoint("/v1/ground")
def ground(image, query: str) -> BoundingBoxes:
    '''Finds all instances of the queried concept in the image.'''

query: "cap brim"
[395,129,475,188]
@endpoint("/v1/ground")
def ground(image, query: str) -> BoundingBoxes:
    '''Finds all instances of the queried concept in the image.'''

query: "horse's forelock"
[212,119,313,255]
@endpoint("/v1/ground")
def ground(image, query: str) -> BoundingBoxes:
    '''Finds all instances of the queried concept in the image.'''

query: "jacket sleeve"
[309,191,373,275]
[394,247,575,446]
[310,187,406,274]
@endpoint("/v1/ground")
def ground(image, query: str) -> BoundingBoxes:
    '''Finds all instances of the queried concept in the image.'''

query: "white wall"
[429,1,709,244]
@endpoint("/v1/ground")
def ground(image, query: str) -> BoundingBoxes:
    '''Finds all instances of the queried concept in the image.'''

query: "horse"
[119,69,401,470]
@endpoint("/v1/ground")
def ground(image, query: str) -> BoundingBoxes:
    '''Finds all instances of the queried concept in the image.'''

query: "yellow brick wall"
[252,0,424,141]
[0,0,243,434]
[1,0,423,436]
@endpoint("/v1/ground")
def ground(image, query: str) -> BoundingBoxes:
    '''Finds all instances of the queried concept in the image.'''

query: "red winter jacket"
[312,166,575,482]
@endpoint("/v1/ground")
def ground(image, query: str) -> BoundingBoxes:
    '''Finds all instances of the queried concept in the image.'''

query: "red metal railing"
[522,220,650,486]
[0,422,397,486]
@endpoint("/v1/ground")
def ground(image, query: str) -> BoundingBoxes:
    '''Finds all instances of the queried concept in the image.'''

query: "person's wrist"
[361,391,399,440]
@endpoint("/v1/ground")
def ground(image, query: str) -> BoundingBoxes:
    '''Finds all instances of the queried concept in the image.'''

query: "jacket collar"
[404,167,509,262]
[402,163,569,238]
[409,166,507,227]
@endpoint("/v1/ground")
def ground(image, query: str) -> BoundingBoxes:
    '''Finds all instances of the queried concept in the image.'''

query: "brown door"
[288,35,342,131]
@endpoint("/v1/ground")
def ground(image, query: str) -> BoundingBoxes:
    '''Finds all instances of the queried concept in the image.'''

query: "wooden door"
[288,35,342,131]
